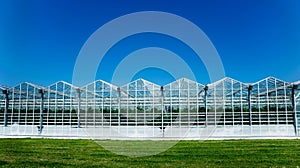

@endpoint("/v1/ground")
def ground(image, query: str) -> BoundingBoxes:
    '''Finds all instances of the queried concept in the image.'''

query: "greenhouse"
[0,76,299,138]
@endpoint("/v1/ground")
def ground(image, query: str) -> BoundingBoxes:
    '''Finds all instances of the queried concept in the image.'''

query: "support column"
[117,87,121,127]
[204,85,208,127]
[292,84,298,135]
[160,86,165,137]
[2,90,9,127]
[38,89,44,134]
[76,88,81,128]
[247,85,253,126]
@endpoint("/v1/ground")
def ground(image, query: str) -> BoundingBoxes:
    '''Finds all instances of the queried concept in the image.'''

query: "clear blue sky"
[0,0,300,87]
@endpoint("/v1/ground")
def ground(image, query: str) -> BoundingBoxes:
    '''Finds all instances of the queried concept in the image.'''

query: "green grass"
[0,138,300,167]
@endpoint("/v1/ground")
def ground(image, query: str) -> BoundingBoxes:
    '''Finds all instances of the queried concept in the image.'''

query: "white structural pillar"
[76,88,81,128]
[160,86,165,137]
[247,85,253,126]
[204,85,208,127]
[3,89,9,127]
[292,84,298,135]
[39,89,44,134]
[117,87,121,127]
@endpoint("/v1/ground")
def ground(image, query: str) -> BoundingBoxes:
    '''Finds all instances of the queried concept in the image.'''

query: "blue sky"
[0,0,300,87]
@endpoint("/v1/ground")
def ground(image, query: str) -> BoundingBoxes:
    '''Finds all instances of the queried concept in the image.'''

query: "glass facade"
[0,76,299,137]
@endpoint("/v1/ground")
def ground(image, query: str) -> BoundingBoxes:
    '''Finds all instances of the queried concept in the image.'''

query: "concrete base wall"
[0,124,296,139]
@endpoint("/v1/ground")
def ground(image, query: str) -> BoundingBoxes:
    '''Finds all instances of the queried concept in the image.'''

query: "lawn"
[0,138,299,167]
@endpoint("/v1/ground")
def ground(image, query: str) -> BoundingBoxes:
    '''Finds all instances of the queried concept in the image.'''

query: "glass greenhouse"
[0,76,299,138]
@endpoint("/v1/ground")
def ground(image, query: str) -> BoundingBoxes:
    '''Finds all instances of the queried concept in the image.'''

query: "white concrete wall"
[0,125,296,139]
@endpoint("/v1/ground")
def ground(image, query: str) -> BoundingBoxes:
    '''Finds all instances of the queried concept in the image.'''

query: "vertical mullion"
[284,83,288,125]
[275,79,279,124]
[231,80,234,126]
[258,83,261,126]
[25,84,29,125]
[62,84,64,126]
[266,80,270,125]
[18,84,21,125]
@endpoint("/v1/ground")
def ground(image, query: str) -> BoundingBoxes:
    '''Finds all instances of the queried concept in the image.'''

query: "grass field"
[0,138,300,167]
